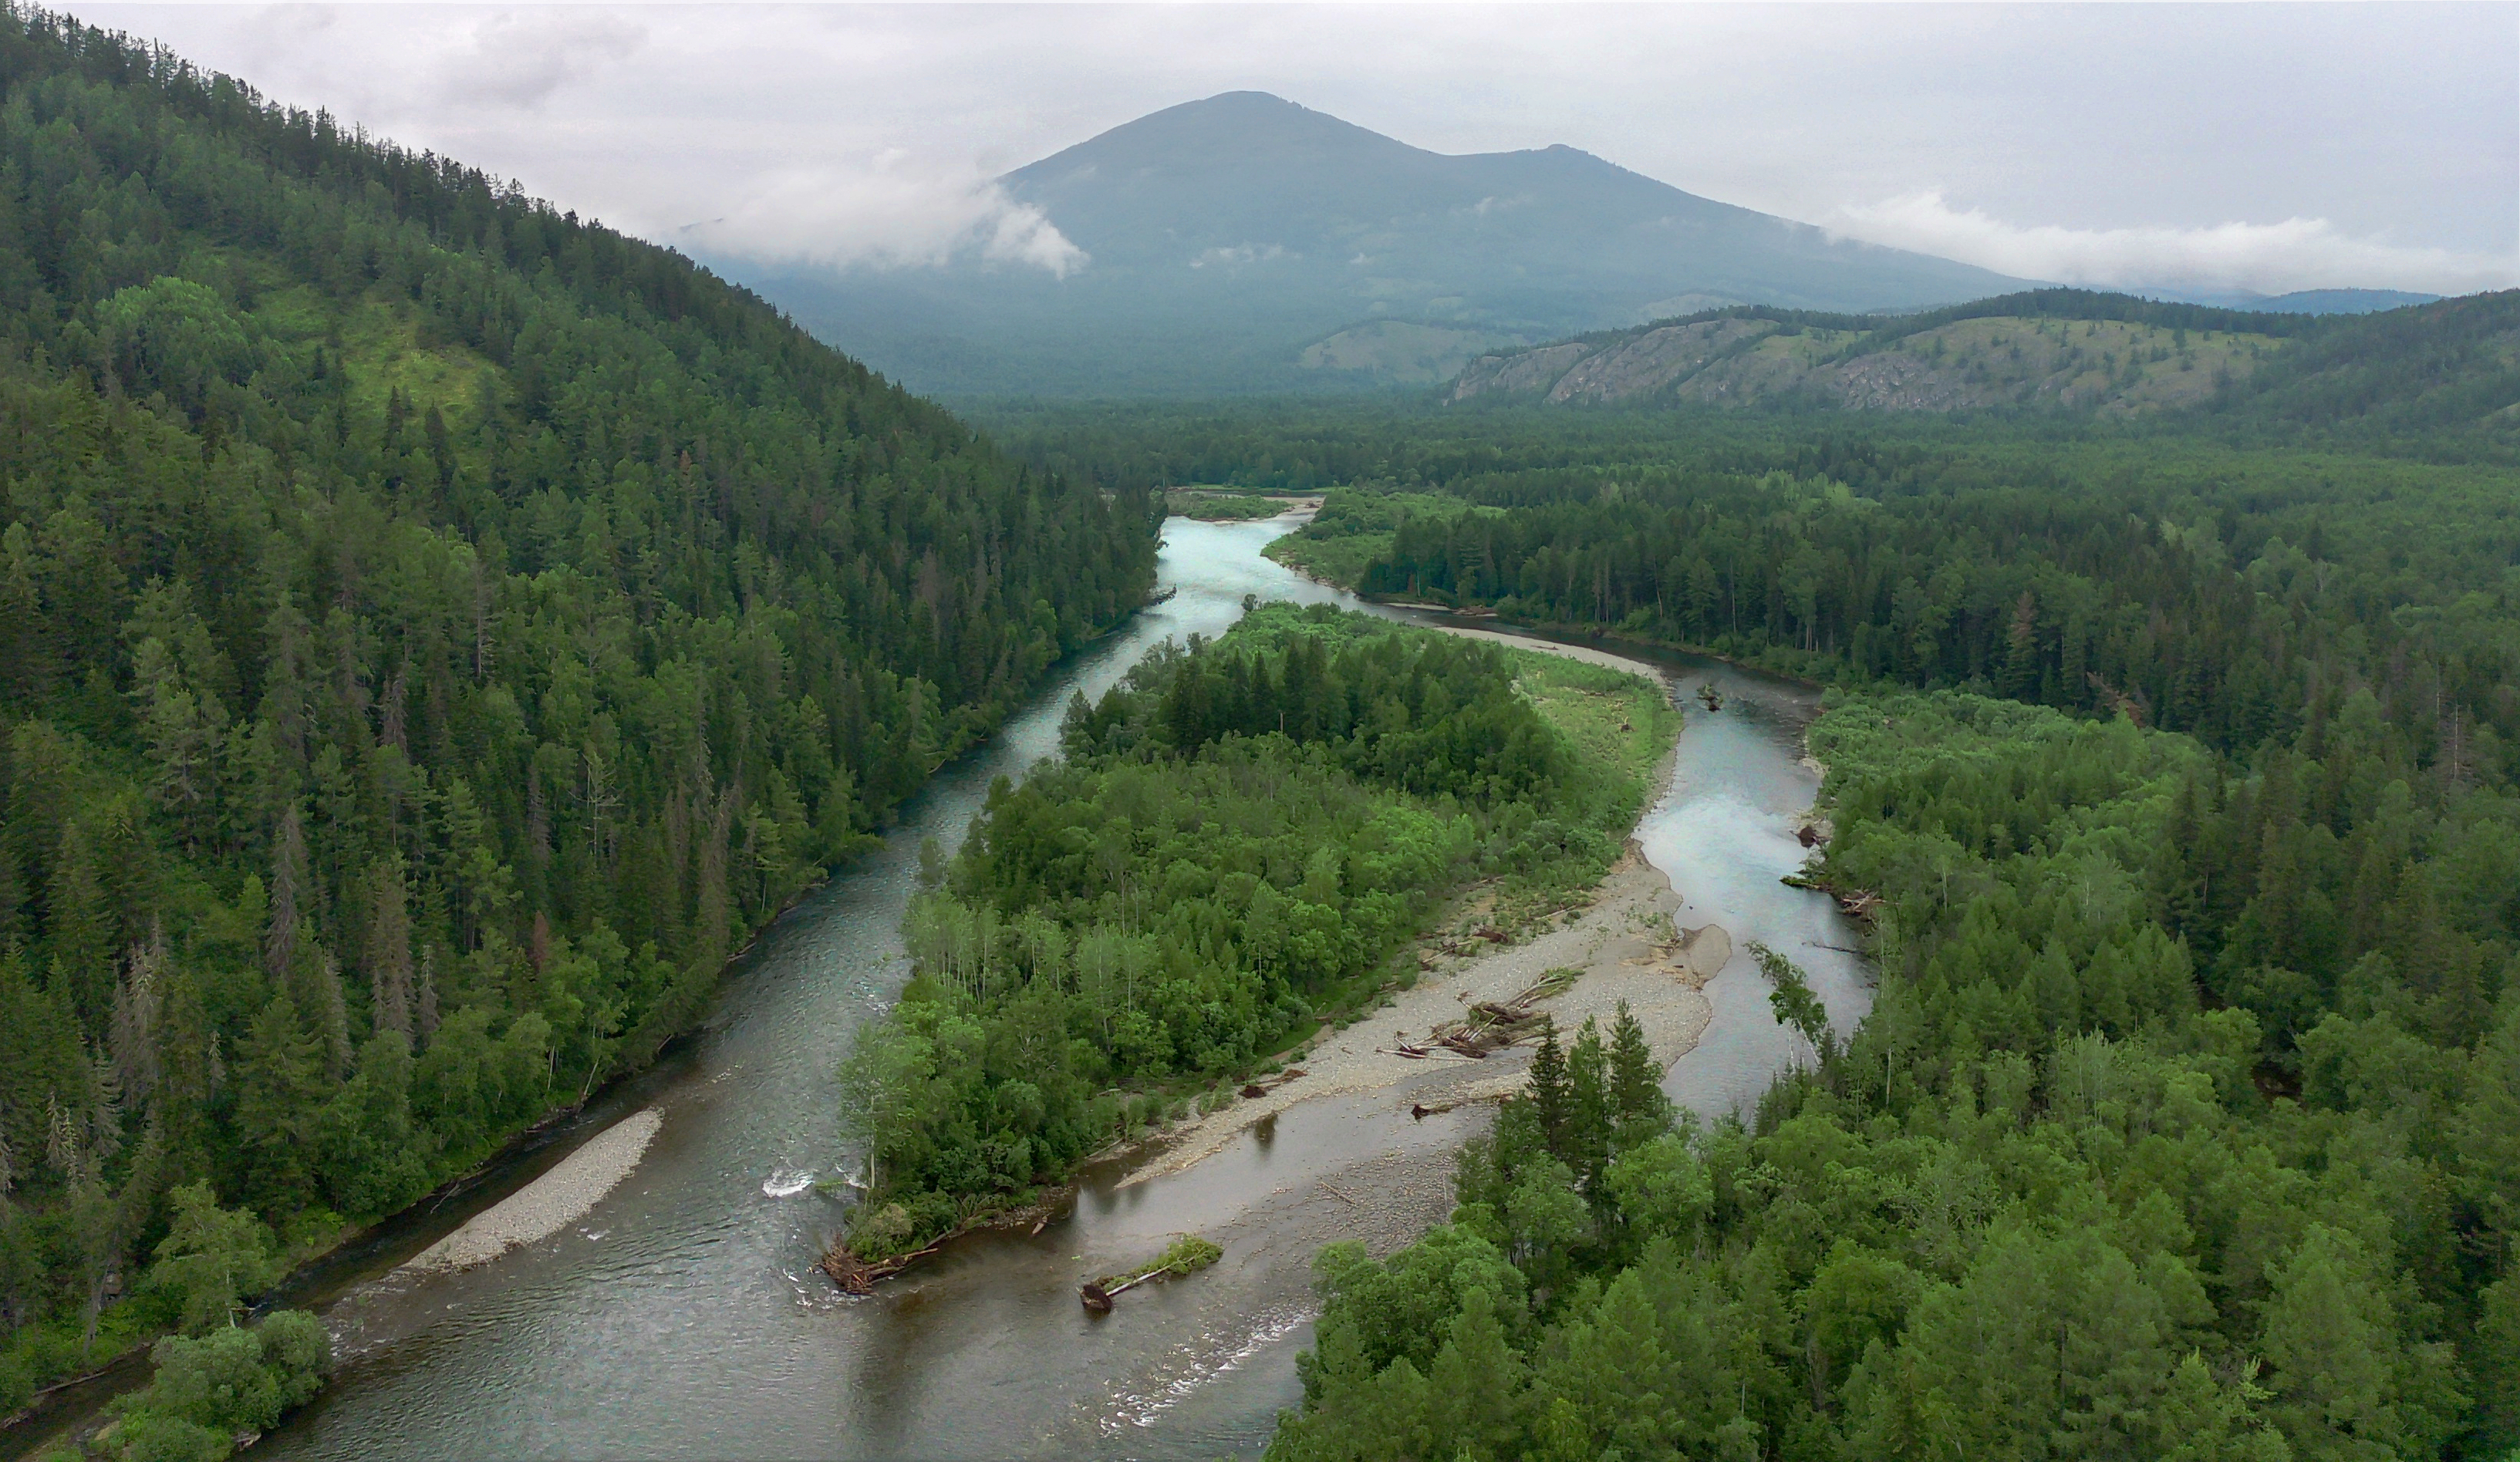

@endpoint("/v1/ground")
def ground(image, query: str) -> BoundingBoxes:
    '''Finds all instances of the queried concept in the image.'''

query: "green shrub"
[0,1351,32,1415]
[109,1309,329,1456]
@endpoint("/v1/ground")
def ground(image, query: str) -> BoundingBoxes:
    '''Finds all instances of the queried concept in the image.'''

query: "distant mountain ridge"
[994,92,2017,308]
[741,92,2030,396]
[1446,288,2520,443]
[2134,286,2441,315]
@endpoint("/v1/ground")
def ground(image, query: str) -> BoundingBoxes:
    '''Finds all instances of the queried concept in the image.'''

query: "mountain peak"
[1008,90,1422,189]
[791,96,2030,394]
[1174,89,1307,113]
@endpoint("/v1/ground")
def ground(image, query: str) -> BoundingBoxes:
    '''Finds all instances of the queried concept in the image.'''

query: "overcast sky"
[69,2,2520,296]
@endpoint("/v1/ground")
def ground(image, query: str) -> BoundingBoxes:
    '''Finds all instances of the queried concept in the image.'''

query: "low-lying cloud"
[63,5,2517,300]
[683,161,1087,277]
[441,11,646,112]
[1837,190,2517,298]
[1190,243,1290,270]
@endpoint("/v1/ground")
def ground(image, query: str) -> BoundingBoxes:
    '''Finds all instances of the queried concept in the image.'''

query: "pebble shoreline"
[403,1107,665,1272]
[1125,852,1722,1188]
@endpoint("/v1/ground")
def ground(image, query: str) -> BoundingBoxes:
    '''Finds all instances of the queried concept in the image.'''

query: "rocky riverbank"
[1123,850,1724,1190]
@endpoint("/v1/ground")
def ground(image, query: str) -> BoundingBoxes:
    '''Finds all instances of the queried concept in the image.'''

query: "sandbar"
[1126,851,1723,1186]
[404,1107,663,1272]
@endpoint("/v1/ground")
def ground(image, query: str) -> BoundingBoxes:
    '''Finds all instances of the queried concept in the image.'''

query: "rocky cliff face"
[1451,312,2280,413]
[1540,319,1772,403]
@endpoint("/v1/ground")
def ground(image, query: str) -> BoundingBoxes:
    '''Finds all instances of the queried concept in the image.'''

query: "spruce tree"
[231,994,325,1211]
[1527,1017,1570,1161]
[1605,1001,1669,1144]
[366,860,413,1046]
[1565,1018,1611,1192]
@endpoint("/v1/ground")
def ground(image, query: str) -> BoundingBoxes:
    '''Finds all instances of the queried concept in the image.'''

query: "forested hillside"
[1447,291,2302,414]
[0,2,1152,1407]
[746,91,2022,397]
[1440,288,2520,453]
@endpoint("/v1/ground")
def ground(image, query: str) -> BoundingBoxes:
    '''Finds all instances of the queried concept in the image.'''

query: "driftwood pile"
[819,1240,943,1295]
[819,1194,1066,1294]
[1422,924,1512,964]
[1783,871,1882,922]
[1395,968,1579,1059]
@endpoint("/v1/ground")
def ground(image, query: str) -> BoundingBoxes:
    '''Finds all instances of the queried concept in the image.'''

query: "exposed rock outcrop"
[1451,308,2279,414]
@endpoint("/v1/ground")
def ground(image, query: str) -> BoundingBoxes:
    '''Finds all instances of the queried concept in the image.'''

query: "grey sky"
[70,2,2520,295]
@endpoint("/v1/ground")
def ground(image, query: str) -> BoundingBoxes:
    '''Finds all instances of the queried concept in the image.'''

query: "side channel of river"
[145,514,1867,1462]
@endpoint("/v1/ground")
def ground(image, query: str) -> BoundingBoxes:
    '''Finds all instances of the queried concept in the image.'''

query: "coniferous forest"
[1270,686,2518,1461]
[2,3,2518,1458]
[0,2,1151,1417]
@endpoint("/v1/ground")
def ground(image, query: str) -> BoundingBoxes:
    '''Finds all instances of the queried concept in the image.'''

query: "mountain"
[0,3,1150,1403]
[740,93,2029,396]
[1448,290,2319,412]
[2134,286,2442,315]
[1445,287,2520,443]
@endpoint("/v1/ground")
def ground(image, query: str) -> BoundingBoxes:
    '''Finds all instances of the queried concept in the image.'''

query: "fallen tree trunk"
[1238,1066,1306,1099]
[1079,1235,1223,1312]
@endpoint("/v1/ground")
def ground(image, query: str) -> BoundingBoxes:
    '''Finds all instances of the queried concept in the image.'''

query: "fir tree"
[1527,1017,1570,1161]
[1604,1001,1669,1144]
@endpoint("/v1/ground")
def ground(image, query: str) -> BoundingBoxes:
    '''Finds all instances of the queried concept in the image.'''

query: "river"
[133,515,1869,1460]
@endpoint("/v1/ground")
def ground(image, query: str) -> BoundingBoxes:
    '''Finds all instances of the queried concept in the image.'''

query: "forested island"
[833,603,1678,1268]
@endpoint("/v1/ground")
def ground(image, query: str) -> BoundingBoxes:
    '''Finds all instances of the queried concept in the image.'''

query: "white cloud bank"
[439,11,647,113]
[62,5,2518,297]
[679,161,1086,277]
[1837,191,2518,298]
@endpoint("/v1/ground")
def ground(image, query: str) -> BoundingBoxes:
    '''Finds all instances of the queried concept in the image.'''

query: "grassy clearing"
[1493,648,1680,922]
[233,278,504,483]
[1166,487,1297,520]
[1265,530,1385,587]
[332,292,499,423]
[1513,649,1680,794]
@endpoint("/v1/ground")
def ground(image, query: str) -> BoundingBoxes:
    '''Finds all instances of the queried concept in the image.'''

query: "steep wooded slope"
[0,3,1151,1396]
